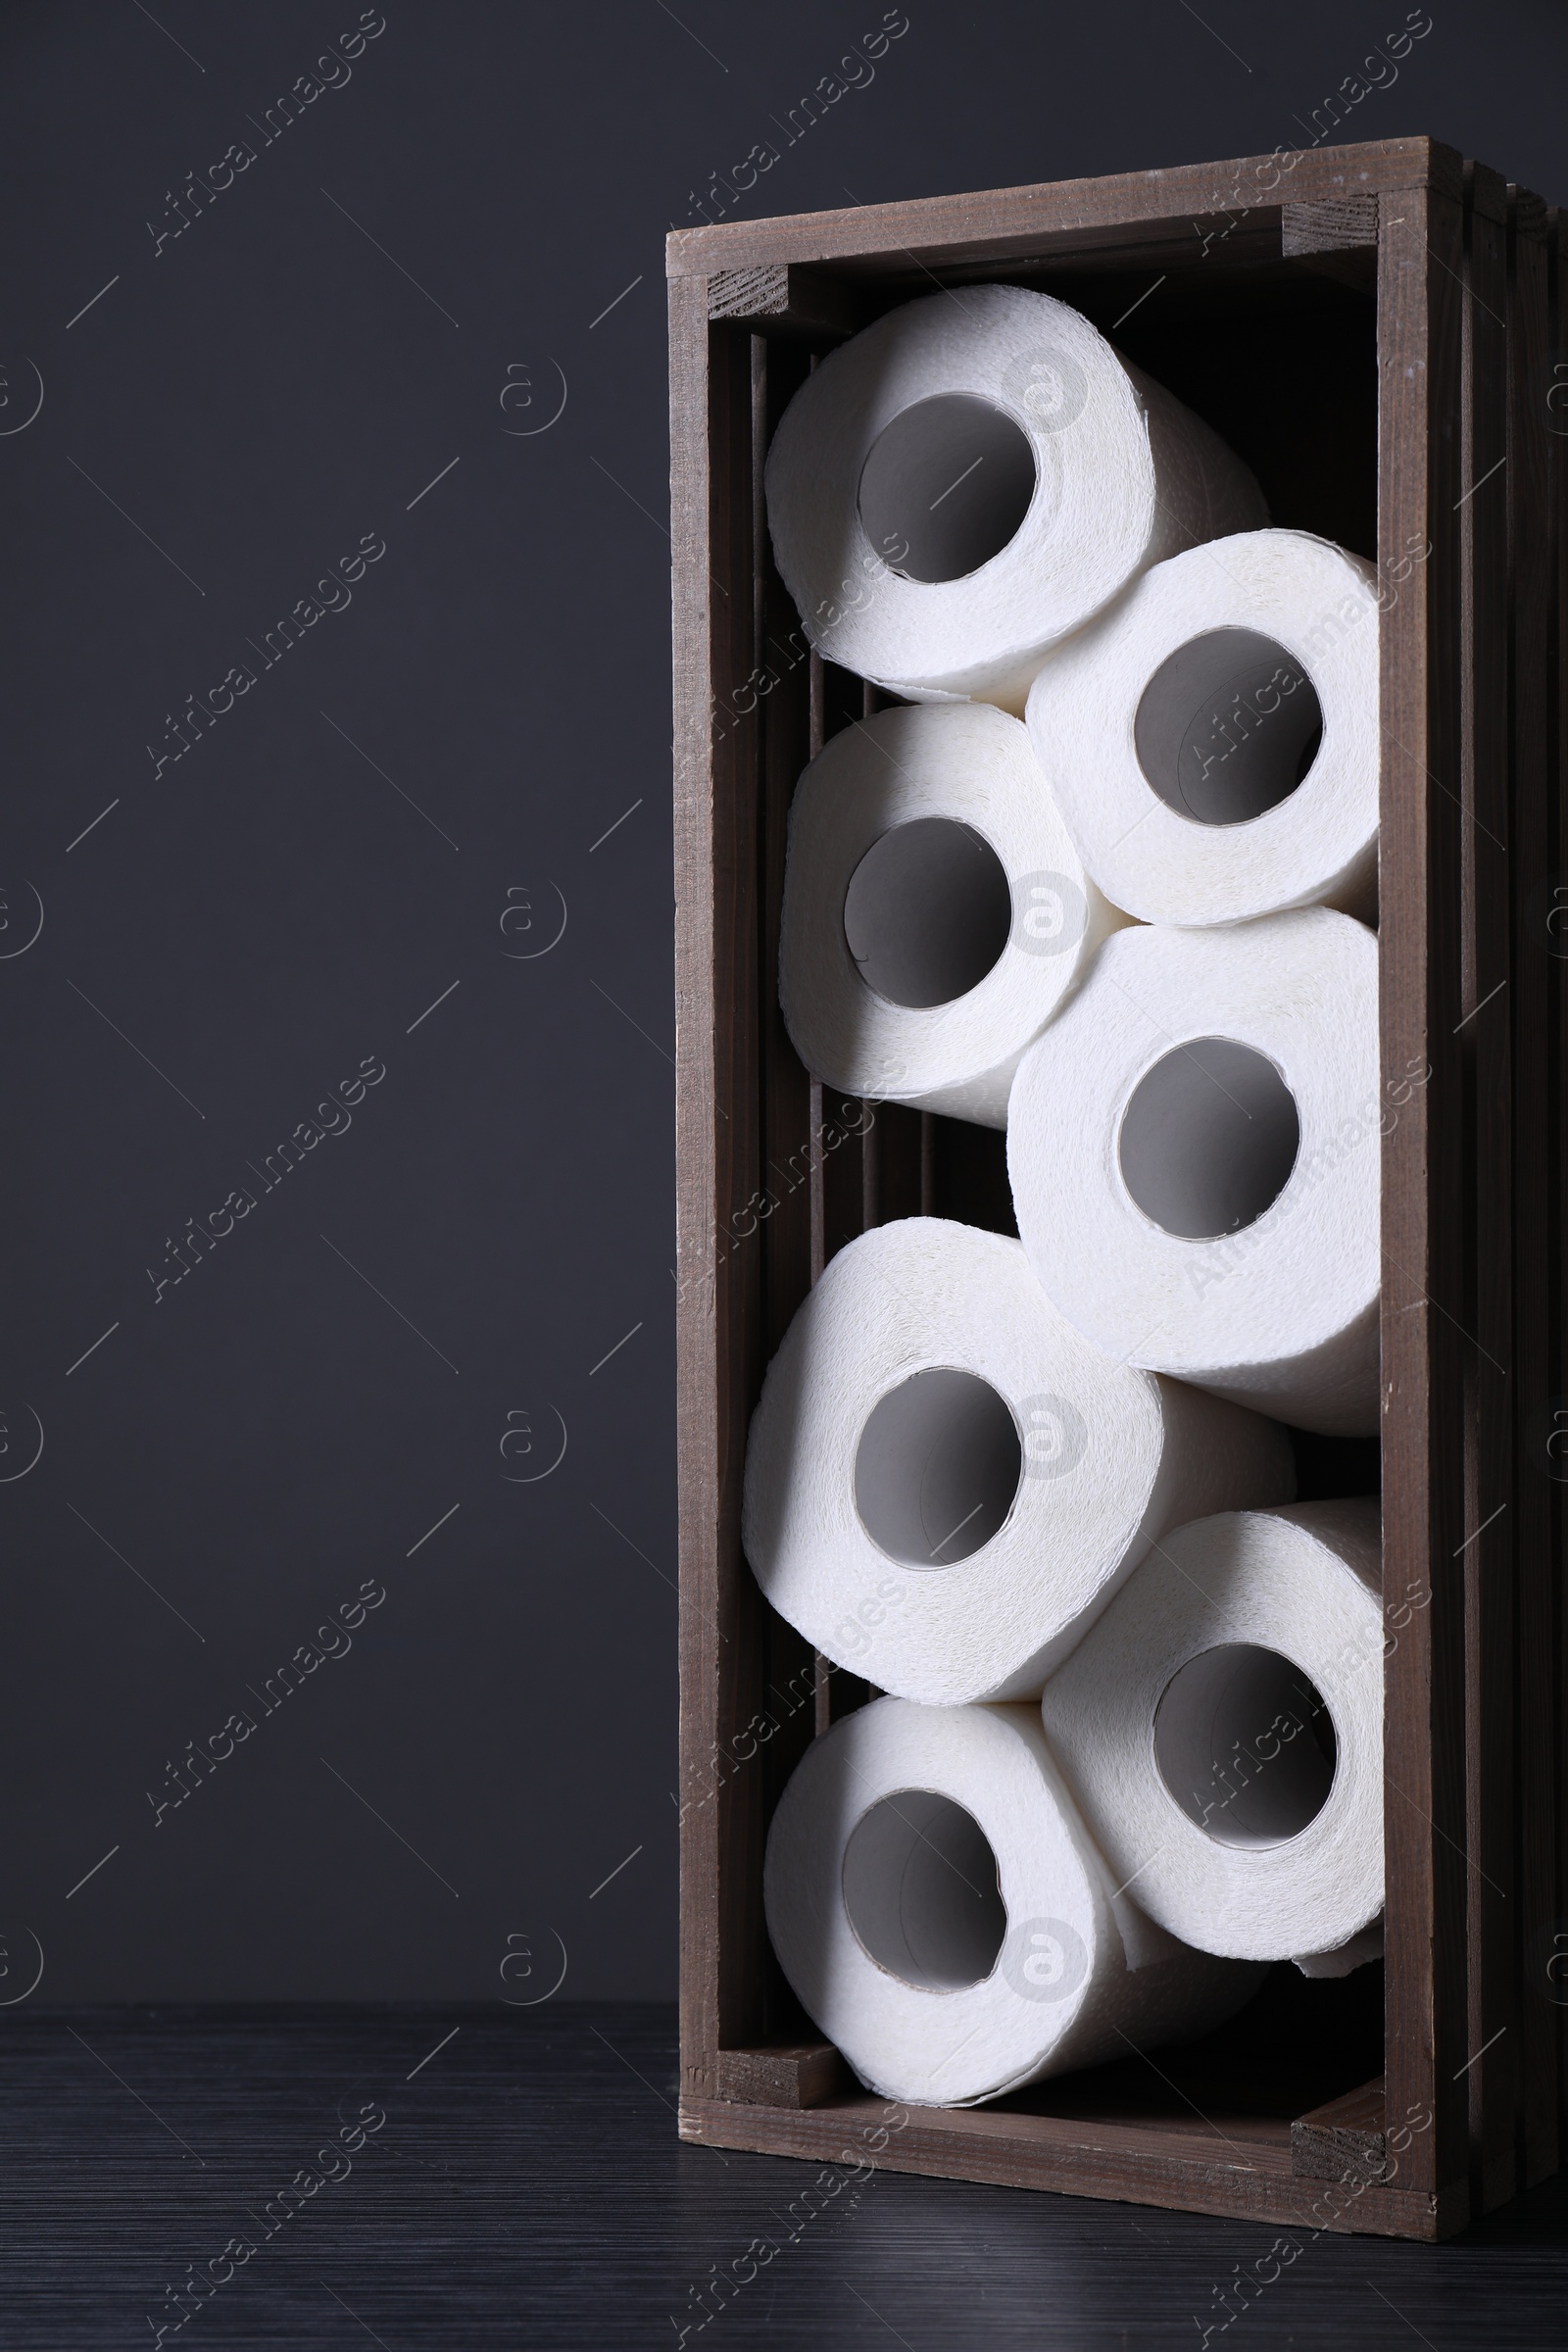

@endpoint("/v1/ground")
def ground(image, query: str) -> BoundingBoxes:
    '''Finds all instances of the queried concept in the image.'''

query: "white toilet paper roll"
[764,1694,1263,2106]
[743,1217,1295,1704]
[779,702,1126,1126]
[1040,1500,1385,1967]
[1006,907,1380,1436]
[765,284,1267,711]
[1025,530,1379,926]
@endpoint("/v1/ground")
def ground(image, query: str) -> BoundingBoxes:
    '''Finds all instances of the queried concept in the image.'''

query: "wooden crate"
[667,136,1564,2241]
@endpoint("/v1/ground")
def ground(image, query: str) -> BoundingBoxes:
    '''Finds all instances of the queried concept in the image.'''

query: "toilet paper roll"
[742,1217,1295,1704]
[1006,907,1380,1436]
[765,283,1267,711]
[1025,530,1379,926]
[779,702,1126,1126]
[764,1694,1263,2106]
[1040,1500,1385,1966]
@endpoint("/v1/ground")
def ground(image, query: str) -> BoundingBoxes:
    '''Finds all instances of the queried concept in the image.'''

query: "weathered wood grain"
[708,261,861,338]
[680,2091,1462,2241]
[1282,195,1380,253]
[714,2041,851,2109]
[668,138,1463,279]
[1292,2077,1390,2183]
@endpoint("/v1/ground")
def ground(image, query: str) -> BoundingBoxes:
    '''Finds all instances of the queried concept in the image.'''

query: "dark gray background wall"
[0,0,1563,2003]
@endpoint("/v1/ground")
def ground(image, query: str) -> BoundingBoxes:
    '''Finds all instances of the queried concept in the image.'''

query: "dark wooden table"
[1,2004,1561,2346]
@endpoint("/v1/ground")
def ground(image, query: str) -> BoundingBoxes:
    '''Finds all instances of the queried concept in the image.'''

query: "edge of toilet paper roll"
[1319,838,1380,929]
[1106,1881,1187,1974]
[1293,1914,1386,1978]
[1272,1494,1384,1593]
[1123,355,1272,567]
[1175,1299,1383,1440]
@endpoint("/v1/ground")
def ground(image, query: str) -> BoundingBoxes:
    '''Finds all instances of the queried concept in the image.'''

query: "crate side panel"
[1552,211,1568,2157]
[1377,185,1471,2199]
[672,288,776,2086]
[1459,160,1519,2213]
[754,332,829,2035]
[666,139,1462,278]
[1506,184,1561,2189]
[671,272,722,2096]
[679,2099,1460,2240]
